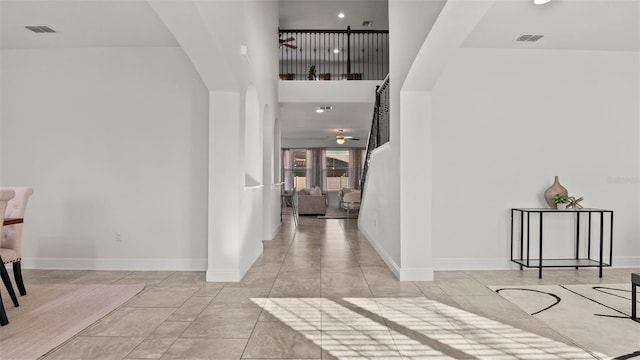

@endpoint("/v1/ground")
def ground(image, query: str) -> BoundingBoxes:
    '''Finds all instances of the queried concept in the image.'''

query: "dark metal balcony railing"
[361,75,390,193]
[279,27,389,81]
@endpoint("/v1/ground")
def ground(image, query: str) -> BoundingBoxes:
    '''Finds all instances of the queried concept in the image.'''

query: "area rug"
[0,283,144,360]
[491,283,640,359]
[317,207,359,219]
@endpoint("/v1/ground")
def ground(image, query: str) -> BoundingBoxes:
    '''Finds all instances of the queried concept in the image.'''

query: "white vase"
[556,203,567,210]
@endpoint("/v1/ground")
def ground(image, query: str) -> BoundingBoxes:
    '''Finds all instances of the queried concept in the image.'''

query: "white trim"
[399,268,434,281]
[22,257,207,271]
[360,224,434,281]
[268,222,281,240]
[244,184,264,191]
[431,256,640,270]
[359,225,400,278]
[240,243,264,278]
[611,256,640,268]
[206,269,241,282]
[432,258,516,270]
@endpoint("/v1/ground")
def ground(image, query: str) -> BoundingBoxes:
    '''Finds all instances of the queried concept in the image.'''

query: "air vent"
[319,106,333,110]
[516,34,543,42]
[362,20,373,27]
[25,25,56,33]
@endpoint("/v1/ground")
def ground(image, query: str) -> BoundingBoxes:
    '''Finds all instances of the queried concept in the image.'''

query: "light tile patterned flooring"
[19,215,637,359]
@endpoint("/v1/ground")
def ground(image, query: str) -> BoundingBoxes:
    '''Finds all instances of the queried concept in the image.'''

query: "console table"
[510,208,613,278]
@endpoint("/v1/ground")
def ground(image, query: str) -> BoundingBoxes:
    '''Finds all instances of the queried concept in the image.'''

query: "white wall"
[151,0,280,281]
[1,47,209,269]
[358,144,401,269]
[431,48,640,268]
[279,80,380,103]
[358,0,446,279]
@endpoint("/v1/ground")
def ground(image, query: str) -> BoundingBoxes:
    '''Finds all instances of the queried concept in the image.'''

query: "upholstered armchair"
[341,190,361,219]
[338,187,357,209]
[1,187,34,296]
[0,189,16,325]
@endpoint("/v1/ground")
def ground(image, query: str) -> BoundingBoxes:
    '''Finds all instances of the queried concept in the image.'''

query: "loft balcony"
[279,27,389,81]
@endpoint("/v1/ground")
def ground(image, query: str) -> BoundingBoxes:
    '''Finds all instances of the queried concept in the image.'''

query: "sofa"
[297,187,327,215]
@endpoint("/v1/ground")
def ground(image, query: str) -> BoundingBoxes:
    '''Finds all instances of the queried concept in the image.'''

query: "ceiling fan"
[334,129,359,144]
[279,36,297,49]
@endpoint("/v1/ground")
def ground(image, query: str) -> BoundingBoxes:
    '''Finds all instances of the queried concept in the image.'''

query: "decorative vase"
[544,176,568,209]
[556,203,567,210]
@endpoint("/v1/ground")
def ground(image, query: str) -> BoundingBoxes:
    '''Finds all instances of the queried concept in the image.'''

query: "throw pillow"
[310,187,322,196]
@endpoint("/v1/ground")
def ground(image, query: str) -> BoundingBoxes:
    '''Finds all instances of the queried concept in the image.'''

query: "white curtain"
[306,148,327,192]
[348,148,366,189]
[282,149,294,191]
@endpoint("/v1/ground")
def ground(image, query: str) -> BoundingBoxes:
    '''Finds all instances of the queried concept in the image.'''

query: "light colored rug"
[491,283,640,359]
[317,207,359,219]
[0,283,144,360]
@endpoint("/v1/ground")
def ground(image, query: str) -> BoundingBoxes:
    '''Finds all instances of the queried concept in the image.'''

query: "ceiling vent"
[319,106,333,111]
[516,34,543,42]
[25,25,56,33]
[362,20,373,27]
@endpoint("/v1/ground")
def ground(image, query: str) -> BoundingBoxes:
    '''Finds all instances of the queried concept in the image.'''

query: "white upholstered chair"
[1,187,34,296]
[341,190,361,219]
[0,189,17,325]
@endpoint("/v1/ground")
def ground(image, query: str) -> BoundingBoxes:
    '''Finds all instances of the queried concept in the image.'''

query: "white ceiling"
[0,1,177,49]
[464,0,639,52]
[279,102,372,146]
[279,0,389,31]
[278,0,388,147]
[3,0,637,146]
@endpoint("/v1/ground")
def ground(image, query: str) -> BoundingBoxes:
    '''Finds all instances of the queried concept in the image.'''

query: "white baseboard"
[206,269,241,282]
[432,258,516,270]
[22,257,207,271]
[431,256,640,270]
[358,225,400,278]
[359,226,435,281]
[611,256,640,267]
[399,268,434,281]
[268,222,281,240]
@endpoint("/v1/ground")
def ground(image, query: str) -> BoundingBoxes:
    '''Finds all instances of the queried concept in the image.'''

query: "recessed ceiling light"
[533,0,551,4]
[316,108,324,113]
[333,48,340,54]
[338,12,345,19]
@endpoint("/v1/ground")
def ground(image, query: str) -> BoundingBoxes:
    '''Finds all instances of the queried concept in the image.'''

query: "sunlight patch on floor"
[252,297,605,360]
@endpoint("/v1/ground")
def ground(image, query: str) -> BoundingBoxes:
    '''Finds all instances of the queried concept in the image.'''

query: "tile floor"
[18,214,637,359]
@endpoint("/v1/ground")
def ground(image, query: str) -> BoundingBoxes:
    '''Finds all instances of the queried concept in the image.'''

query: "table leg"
[632,281,637,321]
[575,212,580,269]
[587,212,592,260]
[539,212,543,279]
[599,212,604,278]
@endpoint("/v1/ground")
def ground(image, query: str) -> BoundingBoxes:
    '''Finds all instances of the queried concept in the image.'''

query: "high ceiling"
[278,0,389,147]
[279,0,389,31]
[2,0,637,147]
[0,1,177,49]
[464,0,639,52]
[279,102,373,148]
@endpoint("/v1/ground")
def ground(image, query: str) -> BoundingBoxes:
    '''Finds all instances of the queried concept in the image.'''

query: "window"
[325,150,349,190]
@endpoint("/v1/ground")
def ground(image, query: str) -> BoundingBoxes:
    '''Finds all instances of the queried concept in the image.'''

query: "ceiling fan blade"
[283,44,297,49]
[282,37,295,42]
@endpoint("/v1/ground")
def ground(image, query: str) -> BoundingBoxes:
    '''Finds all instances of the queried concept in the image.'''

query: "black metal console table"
[510,208,613,278]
